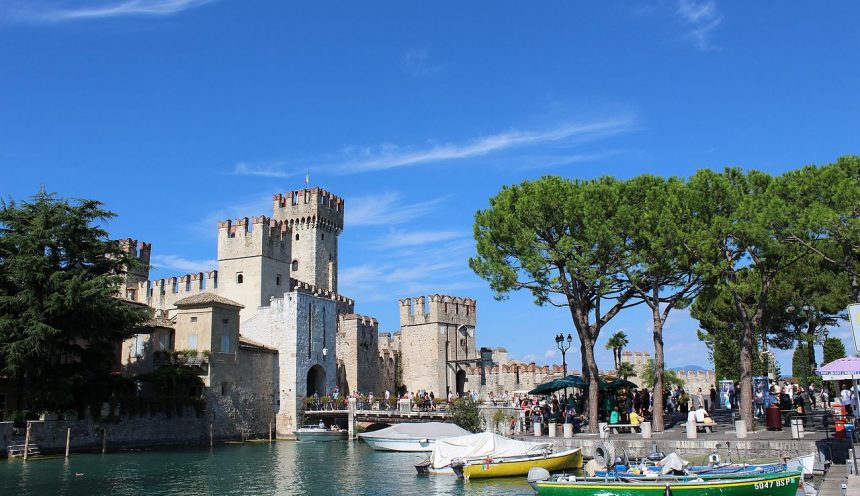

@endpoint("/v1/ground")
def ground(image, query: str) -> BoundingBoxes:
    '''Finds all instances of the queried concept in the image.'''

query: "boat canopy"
[430,432,552,468]
[658,452,690,474]
[359,422,470,440]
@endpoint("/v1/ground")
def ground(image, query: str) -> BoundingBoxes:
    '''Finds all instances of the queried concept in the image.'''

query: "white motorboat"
[358,422,470,452]
[295,423,348,442]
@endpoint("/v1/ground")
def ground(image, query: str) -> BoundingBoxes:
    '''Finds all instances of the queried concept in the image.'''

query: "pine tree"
[823,337,847,365]
[0,190,150,415]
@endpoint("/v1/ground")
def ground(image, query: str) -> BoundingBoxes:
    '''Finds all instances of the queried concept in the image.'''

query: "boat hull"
[361,437,434,452]
[460,448,583,480]
[534,471,801,496]
[294,430,348,442]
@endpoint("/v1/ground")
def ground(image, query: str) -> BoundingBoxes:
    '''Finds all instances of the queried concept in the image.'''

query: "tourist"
[609,407,620,425]
[694,404,710,424]
[841,383,852,411]
[368,392,374,410]
[489,391,496,406]
[629,409,640,426]
[709,386,717,412]
[692,388,702,410]
[728,384,737,410]
[808,383,817,409]
[383,389,390,410]
[754,386,765,417]
[821,386,830,406]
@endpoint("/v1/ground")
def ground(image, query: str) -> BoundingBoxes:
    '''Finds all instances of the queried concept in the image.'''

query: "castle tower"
[398,295,477,396]
[118,238,151,301]
[272,188,344,293]
[216,216,291,320]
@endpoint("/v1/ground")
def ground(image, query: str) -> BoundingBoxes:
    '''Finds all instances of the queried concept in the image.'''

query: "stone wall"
[622,351,717,394]
[336,314,379,395]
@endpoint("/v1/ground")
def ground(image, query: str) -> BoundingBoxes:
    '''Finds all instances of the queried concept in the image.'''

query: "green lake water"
[0,441,534,495]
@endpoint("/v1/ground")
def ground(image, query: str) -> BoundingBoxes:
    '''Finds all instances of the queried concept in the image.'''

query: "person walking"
[709,386,717,412]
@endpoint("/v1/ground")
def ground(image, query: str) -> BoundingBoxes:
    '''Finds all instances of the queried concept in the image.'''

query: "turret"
[272,188,344,293]
[117,238,151,300]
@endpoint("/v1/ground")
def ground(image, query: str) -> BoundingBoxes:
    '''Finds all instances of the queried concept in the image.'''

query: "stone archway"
[456,369,467,396]
[307,364,326,397]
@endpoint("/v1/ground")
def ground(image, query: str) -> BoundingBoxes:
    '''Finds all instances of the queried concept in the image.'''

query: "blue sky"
[2,1,858,375]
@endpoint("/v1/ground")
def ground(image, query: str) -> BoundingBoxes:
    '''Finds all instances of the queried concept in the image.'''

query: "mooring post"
[269,421,273,443]
[23,421,31,461]
[348,397,357,439]
[209,423,213,448]
[101,428,107,454]
[65,427,71,458]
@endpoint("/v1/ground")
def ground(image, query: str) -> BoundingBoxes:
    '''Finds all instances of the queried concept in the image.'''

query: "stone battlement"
[272,188,344,233]
[399,294,477,327]
[340,313,378,325]
[217,216,290,240]
[217,217,291,262]
[289,278,354,307]
[118,238,151,262]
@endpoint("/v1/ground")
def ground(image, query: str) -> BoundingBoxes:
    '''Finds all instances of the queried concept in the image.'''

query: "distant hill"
[669,365,707,371]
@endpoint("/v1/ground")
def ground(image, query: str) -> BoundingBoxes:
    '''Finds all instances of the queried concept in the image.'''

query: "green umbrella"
[608,379,639,390]
[527,375,587,395]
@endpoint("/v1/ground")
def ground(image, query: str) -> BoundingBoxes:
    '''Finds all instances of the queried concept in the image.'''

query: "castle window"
[292,260,299,271]
[126,289,136,300]
[188,334,198,350]
[221,382,228,395]
[236,273,244,284]
[132,335,144,357]
[185,279,191,292]
[222,318,229,324]
[276,274,282,286]
[321,233,324,240]
[292,191,298,205]
[221,335,230,353]
[190,316,197,323]
[295,233,300,241]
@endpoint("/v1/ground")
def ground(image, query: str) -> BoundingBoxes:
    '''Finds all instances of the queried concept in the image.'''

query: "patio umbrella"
[607,379,639,390]
[817,355,860,414]
[527,375,587,395]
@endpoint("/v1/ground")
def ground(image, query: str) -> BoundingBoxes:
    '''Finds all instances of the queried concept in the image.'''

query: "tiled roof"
[174,292,244,308]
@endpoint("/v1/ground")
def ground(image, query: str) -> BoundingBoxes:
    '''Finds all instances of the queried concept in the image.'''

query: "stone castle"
[116,186,716,438]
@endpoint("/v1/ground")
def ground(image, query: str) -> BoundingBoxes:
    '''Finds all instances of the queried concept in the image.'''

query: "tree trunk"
[737,319,755,428]
[582,336,600,433]
[652,313,665,432]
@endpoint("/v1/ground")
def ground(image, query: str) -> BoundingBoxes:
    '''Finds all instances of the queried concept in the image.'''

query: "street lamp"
[555,333,573,377]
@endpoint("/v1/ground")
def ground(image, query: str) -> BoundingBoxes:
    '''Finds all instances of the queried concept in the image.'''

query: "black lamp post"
[555,333,573,377]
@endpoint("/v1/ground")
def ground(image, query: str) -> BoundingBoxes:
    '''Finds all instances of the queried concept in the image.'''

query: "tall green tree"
[470,176,636,432]
[640,359,685,389]
[604,330,629,370]
[780,156,860,302]
[0,190,150,414]
[619,175,711,431]
[688,168,806,427]
[823,337,847,365]
[792,344,814,384]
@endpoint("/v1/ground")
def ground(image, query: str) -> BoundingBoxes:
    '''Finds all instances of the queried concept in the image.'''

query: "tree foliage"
[449,397,481,432]
[639,359,684,389]
[604,330,629,370]
[823,337,847,365]
[0,190,150,414]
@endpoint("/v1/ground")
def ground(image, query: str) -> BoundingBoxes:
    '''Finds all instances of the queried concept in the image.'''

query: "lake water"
[0,441,534,495]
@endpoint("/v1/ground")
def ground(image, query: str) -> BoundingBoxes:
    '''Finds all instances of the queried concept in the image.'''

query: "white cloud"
[375,230,465,249]
[232,162,297,179]
[195,191,276,237]
[404,47,442,77]
[6,0,216,23]
[676,0,723,51]
[151,254,216,273]
[345,192,446,226]
[544,349,557,359]
[328,118,635,174]
[522,353,538,363]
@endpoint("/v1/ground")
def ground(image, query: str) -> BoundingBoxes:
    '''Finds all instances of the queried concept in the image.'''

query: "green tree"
[640,359,684,389]
[823,337,847,365]
[0,190,150,414]
[449,397,481,432]
[792,344,814,384]
[470,176,635,432]
[615,361,636,380]
[604,330,629,370]
[619,175,711,431]
[688,168,807,426]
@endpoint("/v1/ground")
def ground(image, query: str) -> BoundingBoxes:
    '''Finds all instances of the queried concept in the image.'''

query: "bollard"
[348,397,357,439]
[599,422,608,440]
[209,423,213,448]
[548,422,557,438]
[563,423,573,438]
[734,419,747,439]
[269,421,273,443]
[686,422,697,439]
[534,422,542,437]
[101,428,107,454]
[790,418,802,439]
[65,427,71,458]
[641,422,652,439]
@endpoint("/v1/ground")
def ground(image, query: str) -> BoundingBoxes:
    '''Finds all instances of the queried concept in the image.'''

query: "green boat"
[529,469,802,496]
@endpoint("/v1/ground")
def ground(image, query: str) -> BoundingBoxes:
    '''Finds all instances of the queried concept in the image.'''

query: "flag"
[305,170,310,185]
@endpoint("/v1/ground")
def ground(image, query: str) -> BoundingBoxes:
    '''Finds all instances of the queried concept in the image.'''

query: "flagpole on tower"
[305,170,310,186]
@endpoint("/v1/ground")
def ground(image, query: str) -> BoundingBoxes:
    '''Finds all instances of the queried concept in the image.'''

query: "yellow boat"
[455,447,583,480]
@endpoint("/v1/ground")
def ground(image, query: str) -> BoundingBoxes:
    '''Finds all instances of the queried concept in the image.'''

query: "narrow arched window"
[292,260,299,271]
[236,273,244,284]
[295,233,300,241]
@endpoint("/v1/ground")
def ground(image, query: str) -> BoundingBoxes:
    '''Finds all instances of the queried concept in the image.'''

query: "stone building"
[119,187,378,437]
[620,351,717,394]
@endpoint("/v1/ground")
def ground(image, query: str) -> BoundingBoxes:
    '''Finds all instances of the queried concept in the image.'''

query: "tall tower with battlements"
[118,238,151,301]
[398,295,477,396]
[272,188,344,293]
[216,216,291,320]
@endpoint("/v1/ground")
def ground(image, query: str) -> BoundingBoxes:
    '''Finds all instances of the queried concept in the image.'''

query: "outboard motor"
[527,467,551,493]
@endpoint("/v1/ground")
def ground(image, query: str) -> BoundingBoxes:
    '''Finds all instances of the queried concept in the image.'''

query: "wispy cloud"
[345,192,446,226]
[194,190,276,237]
[329,118,635,174]
[232,162,296,179]
[151,254,216,273]
[676,0,723,51]
[5,0,216,23]
[404,47,442,77]
[375,229,465,249]
[544,349,557,360]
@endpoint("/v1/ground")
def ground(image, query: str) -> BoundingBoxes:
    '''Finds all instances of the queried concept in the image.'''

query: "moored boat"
[358,422,470,452]
[528,467,802,496]
[455,447,583,480]
[295,423,348,442]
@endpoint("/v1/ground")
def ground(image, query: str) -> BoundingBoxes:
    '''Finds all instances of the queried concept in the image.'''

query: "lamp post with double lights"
[555,333,573,378]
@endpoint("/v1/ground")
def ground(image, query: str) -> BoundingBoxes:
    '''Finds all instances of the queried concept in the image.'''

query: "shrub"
[449,398,481,432]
